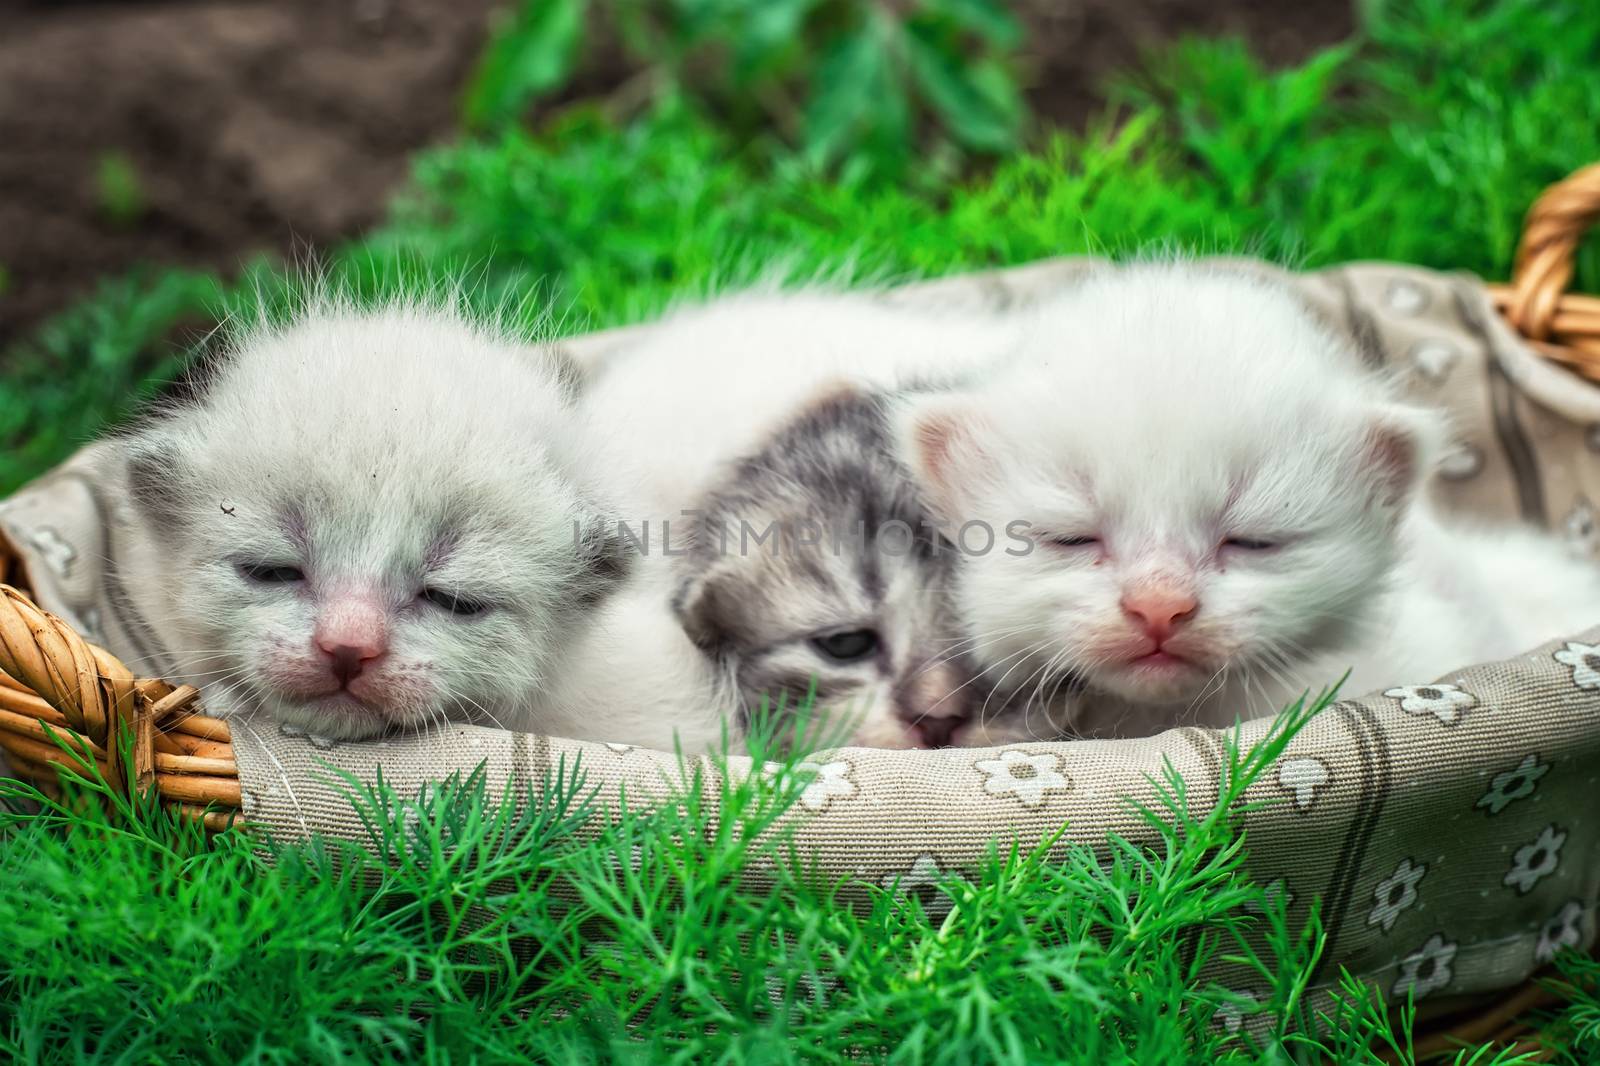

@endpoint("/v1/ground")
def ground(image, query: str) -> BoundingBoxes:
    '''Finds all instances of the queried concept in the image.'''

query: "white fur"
[584,290,1024,524]
[524,566,731,753]
[108,300,612,742]
[896,264,1600,735]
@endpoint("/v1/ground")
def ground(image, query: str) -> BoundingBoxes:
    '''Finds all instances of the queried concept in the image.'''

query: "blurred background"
[0,0,1350,340]
[1,0,1596,493]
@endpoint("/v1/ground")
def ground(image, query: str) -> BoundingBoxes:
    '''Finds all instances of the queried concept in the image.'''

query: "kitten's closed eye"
[810,628,880,663]
[238,562,305,584]
[1043,533,1099,550]
[420,588,491,617]
[1222,536,1280,552]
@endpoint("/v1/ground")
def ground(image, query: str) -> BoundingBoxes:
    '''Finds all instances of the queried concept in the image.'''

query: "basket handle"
[0,581,239,823]
[0,585,143,786]
[1501,163,1600,340]
[0,582,214,795]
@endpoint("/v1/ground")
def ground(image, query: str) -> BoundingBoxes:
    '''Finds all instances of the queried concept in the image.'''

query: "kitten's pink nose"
[319,640,384,686]
[1121,589,1198,643]
[314,599,389,687]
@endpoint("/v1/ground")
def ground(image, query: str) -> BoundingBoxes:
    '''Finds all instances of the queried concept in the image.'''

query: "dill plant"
[4,693,1586,1061]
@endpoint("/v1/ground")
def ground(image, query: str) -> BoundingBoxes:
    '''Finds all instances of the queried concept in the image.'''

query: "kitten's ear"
[673,569,732,655]
[572,513,632,607]
[892,394,995,522]
[1357,402,1447,513]
[540,343,587,405]
[123,436,192,530]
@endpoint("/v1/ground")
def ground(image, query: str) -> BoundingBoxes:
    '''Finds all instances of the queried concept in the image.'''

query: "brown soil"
[0,0,1354,347]
[1016,0,1355,129]
[0,0,504,345]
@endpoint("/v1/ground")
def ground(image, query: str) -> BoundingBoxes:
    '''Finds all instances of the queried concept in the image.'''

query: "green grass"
[3,0,1600,1059]
[5,694,1585,1063]
[461,0,1027,179]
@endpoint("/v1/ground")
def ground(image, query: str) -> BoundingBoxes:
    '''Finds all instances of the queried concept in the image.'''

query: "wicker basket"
[3,164,1597,829]
[1487,161,1600,382]
[1,165,1598,1054]
[0,586,240,830]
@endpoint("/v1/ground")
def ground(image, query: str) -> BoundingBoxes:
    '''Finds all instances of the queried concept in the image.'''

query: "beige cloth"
[2,259,1597,1014]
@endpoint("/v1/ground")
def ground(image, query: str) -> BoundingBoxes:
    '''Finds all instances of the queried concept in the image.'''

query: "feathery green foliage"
[463,0,1024,182]
[0,695,1428,1061]
[3,699,1591,1060]
[94,152,147,228]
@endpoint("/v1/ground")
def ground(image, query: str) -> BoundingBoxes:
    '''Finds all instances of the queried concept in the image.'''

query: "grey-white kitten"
[107,299,622,742]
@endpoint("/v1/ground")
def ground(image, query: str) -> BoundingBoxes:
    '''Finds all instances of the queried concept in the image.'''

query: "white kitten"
[107,300,621,742]
[896,264,1600,736]
[544,289,1032,751]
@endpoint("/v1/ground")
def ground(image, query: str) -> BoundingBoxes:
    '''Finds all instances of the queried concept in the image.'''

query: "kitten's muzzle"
[892,659,971,748]
[906,715,963,747]
[313,595,390,687]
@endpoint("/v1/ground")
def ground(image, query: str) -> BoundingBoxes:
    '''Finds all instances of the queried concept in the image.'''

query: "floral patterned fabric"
[2,257,1598,1013]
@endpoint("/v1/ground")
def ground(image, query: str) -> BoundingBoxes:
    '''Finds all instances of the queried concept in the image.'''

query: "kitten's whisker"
[973,640,1058,725]
[926,640,1046,718]
[905,624,1037,684]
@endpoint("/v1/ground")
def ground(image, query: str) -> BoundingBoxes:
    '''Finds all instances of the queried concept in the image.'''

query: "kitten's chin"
[1089,654,1215,705]
[809,702,973,750]
[262,690,419,743]
[805,707,926,750]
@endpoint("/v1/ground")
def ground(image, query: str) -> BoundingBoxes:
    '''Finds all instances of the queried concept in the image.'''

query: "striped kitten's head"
[672,390,980,748]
